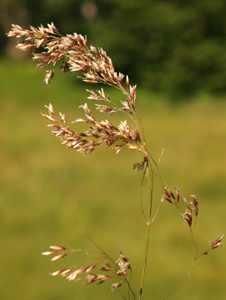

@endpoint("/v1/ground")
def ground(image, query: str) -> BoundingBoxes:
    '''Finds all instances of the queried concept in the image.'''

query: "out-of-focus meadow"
[1,58,225,300]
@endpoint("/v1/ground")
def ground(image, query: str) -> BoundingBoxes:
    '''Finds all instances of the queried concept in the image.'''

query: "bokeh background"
[1,1,226,299]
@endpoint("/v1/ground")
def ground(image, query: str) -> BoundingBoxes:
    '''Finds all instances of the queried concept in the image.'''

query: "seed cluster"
[162,185,199,228]
[42,246,132,292]
[42,102,141,155]
[7,23,144,156]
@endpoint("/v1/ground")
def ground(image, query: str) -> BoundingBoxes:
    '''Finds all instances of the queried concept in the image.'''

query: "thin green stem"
[139,222,151,300]
[139,158,154,300]
[161,229,197,299]
[139,165,148,222]
[161,259,195,300]
[84,232,136,299]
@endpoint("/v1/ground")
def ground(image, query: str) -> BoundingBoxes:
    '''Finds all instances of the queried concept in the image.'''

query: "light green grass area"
[1,59,226,300]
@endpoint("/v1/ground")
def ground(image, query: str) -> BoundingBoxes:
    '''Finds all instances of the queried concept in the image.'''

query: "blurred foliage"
[1,0,226,96]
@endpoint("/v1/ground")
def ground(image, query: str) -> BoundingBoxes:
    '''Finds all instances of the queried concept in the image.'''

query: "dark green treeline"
[1,0,226,96]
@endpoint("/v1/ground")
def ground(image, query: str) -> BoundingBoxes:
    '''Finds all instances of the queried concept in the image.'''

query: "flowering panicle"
[162,186,224,258]
[42,245,132,294]
[162,185,200,228]
[41,102,141,155]
[207,234,224,251]
[7,24,137,104]
[132,156,148,172]
[7,23,143,156]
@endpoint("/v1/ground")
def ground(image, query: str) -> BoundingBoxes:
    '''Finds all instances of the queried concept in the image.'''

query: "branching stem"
[139,156,154,300]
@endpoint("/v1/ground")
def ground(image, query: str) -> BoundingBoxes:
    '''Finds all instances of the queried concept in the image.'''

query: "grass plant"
[4,23,225,299]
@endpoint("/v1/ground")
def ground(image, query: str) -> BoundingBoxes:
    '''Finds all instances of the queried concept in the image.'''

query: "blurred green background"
[1,1,226,300]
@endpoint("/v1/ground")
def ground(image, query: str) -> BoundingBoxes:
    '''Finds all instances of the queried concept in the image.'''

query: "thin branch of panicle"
[42,245,135,298]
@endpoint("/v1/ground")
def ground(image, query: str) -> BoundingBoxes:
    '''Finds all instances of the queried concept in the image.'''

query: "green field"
[1,59,226,300]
